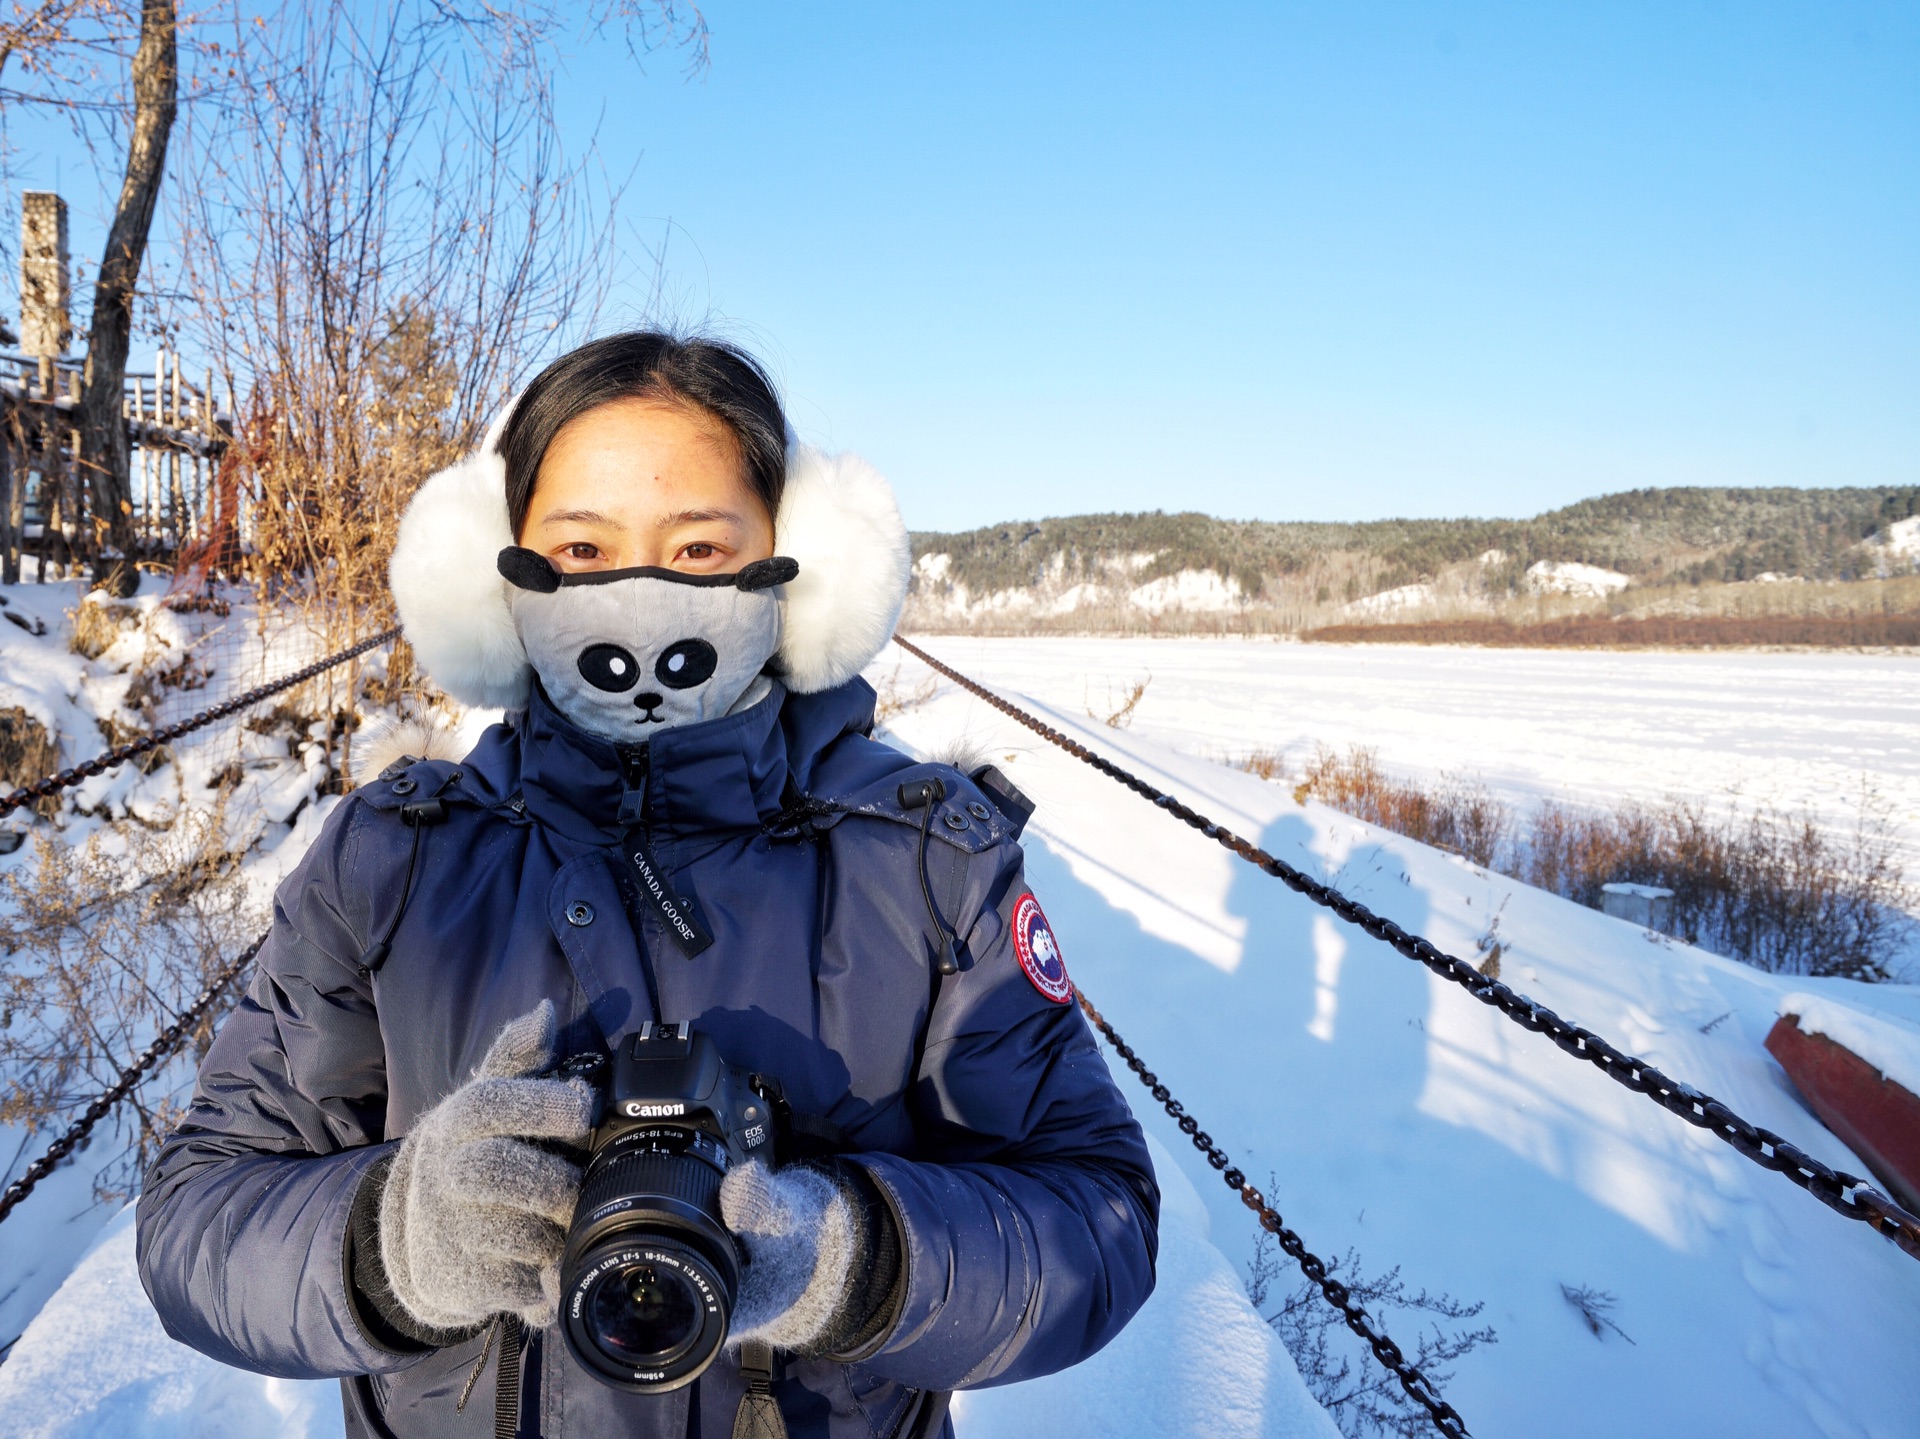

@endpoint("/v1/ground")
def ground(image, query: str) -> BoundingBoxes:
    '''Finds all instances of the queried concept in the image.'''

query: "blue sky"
[11,2,1918,532]
[560,1,1918,531]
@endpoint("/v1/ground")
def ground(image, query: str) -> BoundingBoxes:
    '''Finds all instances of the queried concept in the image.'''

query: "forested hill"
[912,485,1920,598]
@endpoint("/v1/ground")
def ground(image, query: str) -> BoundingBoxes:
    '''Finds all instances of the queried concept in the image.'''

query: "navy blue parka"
[136,677,1159,1438]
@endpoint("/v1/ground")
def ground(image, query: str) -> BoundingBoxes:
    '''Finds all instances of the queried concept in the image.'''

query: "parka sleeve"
[844,835,1160,1393]
[134,795,413,1379]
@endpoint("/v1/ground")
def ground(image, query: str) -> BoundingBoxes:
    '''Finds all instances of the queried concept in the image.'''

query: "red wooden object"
[1766,1013,1920,1214]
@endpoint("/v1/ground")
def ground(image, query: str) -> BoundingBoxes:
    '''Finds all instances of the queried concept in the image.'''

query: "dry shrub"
[872,663,939,725]
[1235,748,1286,781]
[1523,792,1910,981]
[1291,747,1912,981]
[1246,1215,1495,1438]
[0,707,63,818]
[68,599,134,660]
[1301,614,1920,648]
[0,803,262,1194]
[1293,746,1510,870]
[1091,674,1152,729]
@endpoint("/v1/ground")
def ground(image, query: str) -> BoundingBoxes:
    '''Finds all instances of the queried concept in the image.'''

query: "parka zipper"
[616,744,714,957]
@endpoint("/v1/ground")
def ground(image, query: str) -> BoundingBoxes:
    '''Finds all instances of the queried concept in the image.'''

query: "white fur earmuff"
[388,421,910,708]
[772,445,911,695]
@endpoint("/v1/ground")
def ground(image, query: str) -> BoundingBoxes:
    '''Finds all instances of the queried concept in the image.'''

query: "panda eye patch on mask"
[497,547,800,743]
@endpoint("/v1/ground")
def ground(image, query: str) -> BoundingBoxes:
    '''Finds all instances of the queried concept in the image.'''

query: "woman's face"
[521,398,775,575]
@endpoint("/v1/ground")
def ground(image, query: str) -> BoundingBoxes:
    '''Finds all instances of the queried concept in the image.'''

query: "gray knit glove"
[720,1158,905,1357]
[377,1001,594,1333]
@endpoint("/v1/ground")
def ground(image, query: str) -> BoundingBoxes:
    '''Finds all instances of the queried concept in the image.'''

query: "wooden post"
[20,192,71,360]
[0,406,14,586]
[6,410,24,585]
[41,414,63,581]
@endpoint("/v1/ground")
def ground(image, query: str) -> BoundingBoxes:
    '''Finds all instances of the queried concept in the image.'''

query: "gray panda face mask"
[497,547,798,743]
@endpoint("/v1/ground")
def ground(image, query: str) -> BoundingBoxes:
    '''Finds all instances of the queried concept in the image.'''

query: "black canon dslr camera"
[558,1022,774,1393]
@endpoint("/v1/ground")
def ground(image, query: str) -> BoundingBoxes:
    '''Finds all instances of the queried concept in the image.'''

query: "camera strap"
[619,827,714,958]
[732,1340,787,1439]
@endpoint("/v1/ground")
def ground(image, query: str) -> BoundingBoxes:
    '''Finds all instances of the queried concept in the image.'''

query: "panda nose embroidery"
[632,692,665,721]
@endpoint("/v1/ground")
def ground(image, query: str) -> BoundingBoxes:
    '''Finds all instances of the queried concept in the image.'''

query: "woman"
[136,333,1159,1439]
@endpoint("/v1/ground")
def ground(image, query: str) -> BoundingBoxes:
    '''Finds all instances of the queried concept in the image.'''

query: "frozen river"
[880,635,1920,885]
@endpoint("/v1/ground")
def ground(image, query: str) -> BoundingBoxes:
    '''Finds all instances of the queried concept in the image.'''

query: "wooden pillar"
[0,402,14,586]
[20,192,71,361]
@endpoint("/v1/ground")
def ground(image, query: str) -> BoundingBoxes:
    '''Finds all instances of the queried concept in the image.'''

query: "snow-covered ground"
[875,658,1920,1438]
[6,619,1920,1437]
[886,636,1920,903]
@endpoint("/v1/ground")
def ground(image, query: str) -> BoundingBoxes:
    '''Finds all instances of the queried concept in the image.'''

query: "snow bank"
[1867,516,1920,563]
[1343,582,1433,617]
[1524,560,1629,597]
[1778,993,1920,1096]
[952,1135,1339,1439]
[0,1207,345,1439]
[1128,569,1242,616]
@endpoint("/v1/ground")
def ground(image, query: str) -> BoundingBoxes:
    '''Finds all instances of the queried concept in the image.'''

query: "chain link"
[1076,991,1472,1437]
[892,635,1920,1265]
[0,934,267,1225]
[0,626,401,819]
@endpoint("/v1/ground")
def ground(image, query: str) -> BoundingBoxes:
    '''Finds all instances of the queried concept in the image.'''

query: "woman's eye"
[565,543,600,561]
[682,543,716,561]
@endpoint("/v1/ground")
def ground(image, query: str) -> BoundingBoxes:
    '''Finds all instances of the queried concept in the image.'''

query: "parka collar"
[509,676,876,846]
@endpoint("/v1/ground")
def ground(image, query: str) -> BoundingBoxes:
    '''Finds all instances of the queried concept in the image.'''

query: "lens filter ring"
[564,1235,730,1393]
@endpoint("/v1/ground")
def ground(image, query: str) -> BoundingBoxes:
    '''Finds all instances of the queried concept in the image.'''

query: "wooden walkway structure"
[1,189,233,586]
[0,347,231,585]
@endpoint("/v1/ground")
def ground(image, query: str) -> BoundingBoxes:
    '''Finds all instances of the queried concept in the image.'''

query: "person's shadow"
[1024,802,1785,1435]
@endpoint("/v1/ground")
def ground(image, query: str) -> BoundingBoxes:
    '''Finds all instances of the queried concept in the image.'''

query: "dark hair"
[499,332,787,538]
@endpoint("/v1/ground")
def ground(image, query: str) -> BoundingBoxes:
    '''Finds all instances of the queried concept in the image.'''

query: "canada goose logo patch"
[1012,894,1071,1003]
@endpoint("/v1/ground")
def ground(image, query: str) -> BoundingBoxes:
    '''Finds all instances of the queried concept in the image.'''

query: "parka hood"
[389,411,912,708]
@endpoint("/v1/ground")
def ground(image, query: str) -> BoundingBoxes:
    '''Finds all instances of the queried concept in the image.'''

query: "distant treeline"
[912,485,1920,600]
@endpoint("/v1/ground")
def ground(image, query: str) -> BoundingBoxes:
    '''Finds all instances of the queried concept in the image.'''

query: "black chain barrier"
[1076,990,1470,1437]
[0,626,402,820]
[0,934,266,1226]
[892,635,1920,1266]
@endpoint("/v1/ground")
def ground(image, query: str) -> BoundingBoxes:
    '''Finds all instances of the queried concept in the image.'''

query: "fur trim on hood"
[351,714,468,787]
[389,422,910,708]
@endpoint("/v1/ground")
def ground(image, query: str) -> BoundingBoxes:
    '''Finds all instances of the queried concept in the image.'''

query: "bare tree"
[158,0,702,768]
[76,0,174,593]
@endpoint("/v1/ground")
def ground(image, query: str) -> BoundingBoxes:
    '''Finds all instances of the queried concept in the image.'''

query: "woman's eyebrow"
[537,507,626,530]
[658,508,745,528]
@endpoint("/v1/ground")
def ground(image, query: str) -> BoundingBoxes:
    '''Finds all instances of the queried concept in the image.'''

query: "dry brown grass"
[1235,747,1287,782]
[1287,745,1912,981]
[1290,747,1511,869]
[1300,614,1920,648]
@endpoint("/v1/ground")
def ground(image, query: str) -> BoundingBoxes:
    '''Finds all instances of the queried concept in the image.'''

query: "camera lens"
[595,1263,696,1356]
[581,1249,707,1368]
[560,1129,740,1393]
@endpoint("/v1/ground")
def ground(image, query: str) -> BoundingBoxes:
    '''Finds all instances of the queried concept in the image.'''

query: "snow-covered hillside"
[5,626,1920,1437]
